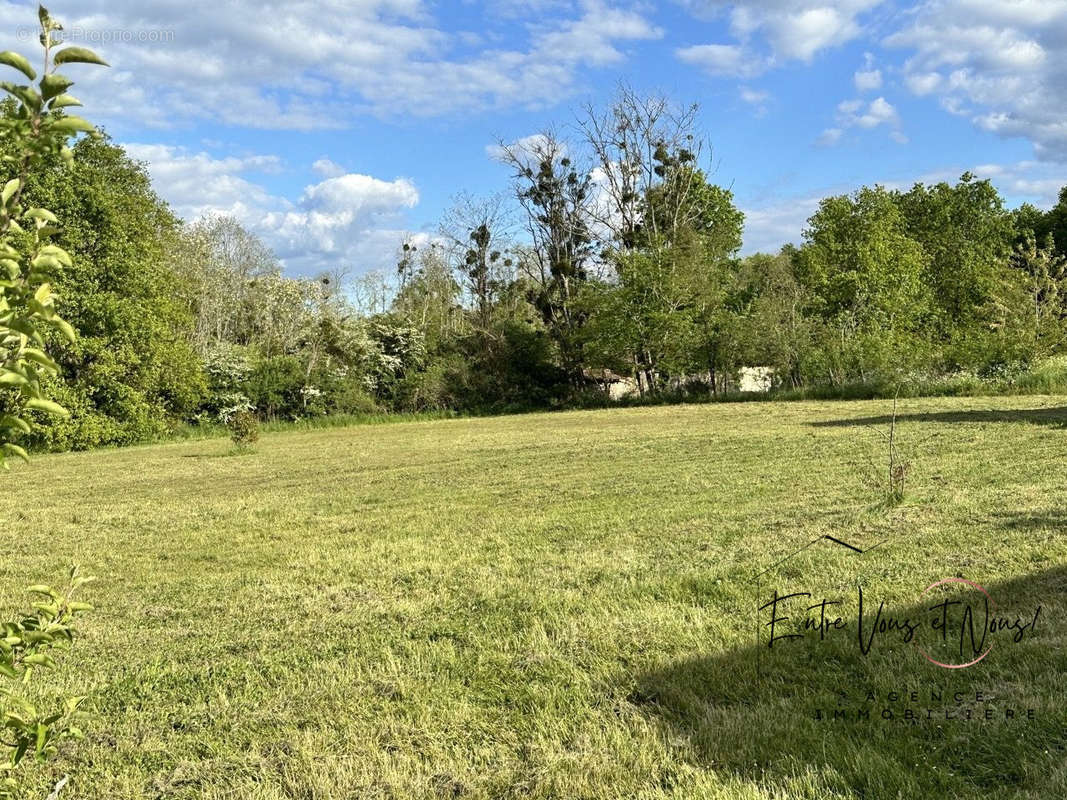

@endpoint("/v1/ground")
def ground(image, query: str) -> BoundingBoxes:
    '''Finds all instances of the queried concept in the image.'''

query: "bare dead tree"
[438,192,514,336]
[349,269,395,317]
[577,84,710,252]
[391,239,468,357]
[180,215,279,351]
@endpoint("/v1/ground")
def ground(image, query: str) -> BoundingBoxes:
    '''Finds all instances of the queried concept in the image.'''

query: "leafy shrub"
[243,355,304,420]
[388,354,463,412]
[0,567,94,800]
[0,6,106,466]
[0,14,104,790]
[226,408,259,448]
[320,377,379,416]
[17,377,124,452]
[565,387,616,410]
[218,395,258,447]
[364,315,427,406]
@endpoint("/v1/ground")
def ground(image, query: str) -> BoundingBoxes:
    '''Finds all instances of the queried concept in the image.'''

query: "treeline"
[3,89,1067,450]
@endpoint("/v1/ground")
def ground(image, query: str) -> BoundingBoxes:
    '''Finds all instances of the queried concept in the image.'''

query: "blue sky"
[2,0,1064,275]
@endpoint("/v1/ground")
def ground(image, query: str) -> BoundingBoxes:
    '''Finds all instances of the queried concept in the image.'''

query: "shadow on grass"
[991,511,1067,532]
[632,565,1067,798]
[179,448,257,459]
[809,406,1067,429]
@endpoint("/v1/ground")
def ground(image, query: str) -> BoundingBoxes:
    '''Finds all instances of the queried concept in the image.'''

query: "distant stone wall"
[608,379,639,400]
[588,366,774,398]
[739,366,775,393]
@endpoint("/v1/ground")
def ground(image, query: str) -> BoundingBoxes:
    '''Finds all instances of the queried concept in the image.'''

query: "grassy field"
[2,396,1066,799]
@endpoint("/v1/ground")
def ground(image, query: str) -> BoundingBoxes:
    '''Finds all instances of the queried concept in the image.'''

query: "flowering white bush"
[216,393,255,424]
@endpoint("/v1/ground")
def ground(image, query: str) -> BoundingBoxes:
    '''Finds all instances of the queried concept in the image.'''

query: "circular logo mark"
[915,577,994,669]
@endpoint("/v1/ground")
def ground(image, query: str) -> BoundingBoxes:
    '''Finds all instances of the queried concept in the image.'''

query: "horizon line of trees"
[4,87,1067,452]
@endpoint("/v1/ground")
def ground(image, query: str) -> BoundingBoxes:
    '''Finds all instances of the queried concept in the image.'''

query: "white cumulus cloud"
[0,0,661,130]
[854,68,882,90]
[126,144,420,275]
[676,0,884,78]
[312,158,348,179]
[884,0,1067,160]
[677,43,767,77]
[820,96,903,144]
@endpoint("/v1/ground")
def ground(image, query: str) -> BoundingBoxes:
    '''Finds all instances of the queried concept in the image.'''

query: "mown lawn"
[2,397,1066,799]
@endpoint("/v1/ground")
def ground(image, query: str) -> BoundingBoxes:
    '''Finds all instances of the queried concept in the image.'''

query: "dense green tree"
[578,88,744,393]
[1013,202,1048,247]
[661,171,745,391]
[800,187,928,323]
[7,129,204,449]
[716,249,813,389]
[606,202,743,394]
[1042,187,1067,258]
[797,186,930,384]
[1008,232,1067,352]
[609,242,703,388]
[896,174,1014,340]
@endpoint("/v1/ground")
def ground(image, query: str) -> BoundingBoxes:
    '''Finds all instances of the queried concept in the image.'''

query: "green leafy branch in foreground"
[0,567,94,800]
[0,5,107,469]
